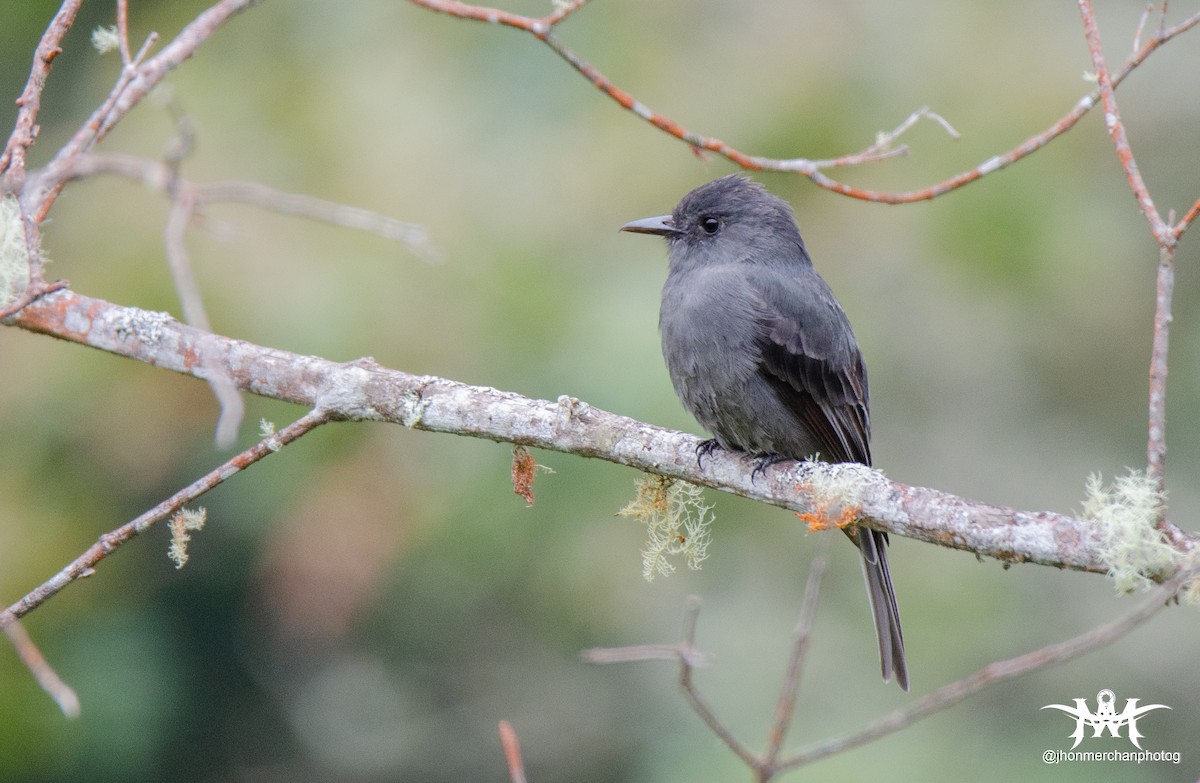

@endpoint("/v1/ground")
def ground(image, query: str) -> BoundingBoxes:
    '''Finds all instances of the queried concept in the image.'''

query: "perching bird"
[621,175,907,690]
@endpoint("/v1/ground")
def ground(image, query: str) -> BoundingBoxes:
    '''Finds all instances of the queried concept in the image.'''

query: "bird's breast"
[660,267,764,376]
[658,266,769,443]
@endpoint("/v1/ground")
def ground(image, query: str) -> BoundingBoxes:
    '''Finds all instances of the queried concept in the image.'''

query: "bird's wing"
[747,265,871,465]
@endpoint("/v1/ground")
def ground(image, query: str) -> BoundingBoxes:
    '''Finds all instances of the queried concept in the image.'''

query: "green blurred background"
[2,1,1199,780]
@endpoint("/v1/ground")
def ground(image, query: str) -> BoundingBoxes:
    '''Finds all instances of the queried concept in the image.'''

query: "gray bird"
[621,175,907,690]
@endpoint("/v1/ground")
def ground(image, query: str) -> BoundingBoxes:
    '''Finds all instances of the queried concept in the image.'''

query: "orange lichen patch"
[511,445,538,507]
[795,482,862,532]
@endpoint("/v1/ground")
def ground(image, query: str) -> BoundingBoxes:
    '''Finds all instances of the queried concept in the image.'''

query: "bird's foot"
[695,439,721,468]
[751,452,787,482]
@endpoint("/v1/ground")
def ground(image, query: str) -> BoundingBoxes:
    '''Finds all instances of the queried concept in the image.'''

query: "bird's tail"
[850,527,908,691]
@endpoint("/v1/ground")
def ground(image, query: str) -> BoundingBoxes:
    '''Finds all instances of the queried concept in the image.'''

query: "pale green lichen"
[619,475,713,581]
[259,418,282,451]
[167,507,207,569]
[1082,470,1180,595]
[0,195,30,310]
[91,25,120,54]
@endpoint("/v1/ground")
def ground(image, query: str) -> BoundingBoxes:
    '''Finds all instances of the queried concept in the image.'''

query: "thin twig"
[776,566,1194,771]
[583,597,756,766]
[1077,0,1189,505]
[583,595,758,763]
[1,408,332,627]
[1146,244,1175,502]
[498,721,528,783]
[410,0,948,185]
[160,106,244,447]
[0,1,84,299]
[164,181,245,448]
[30,0,258,220]
[412,0,1200,204]
[1077,0,1169,243]
[0,278,68,322]
[581,643,701,665]
[544,0,590,27]
[1176,195,1200,240]
[761,535,832,776]
[116,0,133,65]
[675,597,761,769]
[1131,3,1153,55]
[161,104,204,330]
[0,0,84,186]
[36,153,441,262]
[198,180,443,263]
[586,556,1192,776]
[3,621,80,718]
[28,28,160,223]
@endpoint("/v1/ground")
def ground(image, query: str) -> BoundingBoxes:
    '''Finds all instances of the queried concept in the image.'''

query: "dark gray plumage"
[621,175,907,690]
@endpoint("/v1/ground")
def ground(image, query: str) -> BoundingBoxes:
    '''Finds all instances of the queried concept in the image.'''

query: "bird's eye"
[700,216,720,234]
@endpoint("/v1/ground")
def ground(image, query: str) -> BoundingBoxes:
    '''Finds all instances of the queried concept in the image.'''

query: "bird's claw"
[750,452,786,482]
[695,439,721,468]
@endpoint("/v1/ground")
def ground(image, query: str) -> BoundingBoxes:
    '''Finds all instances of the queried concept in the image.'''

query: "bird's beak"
[620,215,680,236]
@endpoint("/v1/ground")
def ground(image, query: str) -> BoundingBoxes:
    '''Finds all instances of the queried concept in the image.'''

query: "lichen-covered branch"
[9,287,1197,578]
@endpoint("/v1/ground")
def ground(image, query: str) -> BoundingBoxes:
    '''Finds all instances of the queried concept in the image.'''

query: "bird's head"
[621,175,809,271]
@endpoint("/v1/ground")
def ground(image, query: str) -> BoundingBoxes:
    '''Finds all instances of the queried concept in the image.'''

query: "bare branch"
[1147,245,1175,504]
[1176,195,1200,241]
[1076,1,1197,508]
[0,0,84,187]
[0,278,68,322]
[674,597,760,769]
[762,536,832,773]
[155,103,245,448]
[40,153,441,261]
[8,288,1198,578]
[3,621,79,718]
[1130,3,1154,56]
[776,565,1195,771]
[161,176,205,326]
[0,2,84,295]
[196,180,443,262]
[498,721,528,783]
[30,0,258,220]
[581,643,698,665]
[116,0,133,65]
[163,180,245,448]
[584,561,1193,776]
[413,0,1200,204]
[0,408,332,625]
[1077,0,1169,243]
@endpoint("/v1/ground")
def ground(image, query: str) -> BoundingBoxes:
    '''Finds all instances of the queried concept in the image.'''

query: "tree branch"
[497,720,528,783]
[777,564,1195,771]
[582,563,1194,777]
[28,0,259,220]
[760,535,831,778]
[1,408,332,625]
[45,152,441,261]
[8,287,1197,579]
[413,0,1200,204]
[0,0,83,188]
[2,620,79,718]
[1078,0,1170,243]
[1077,0,1191,509]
